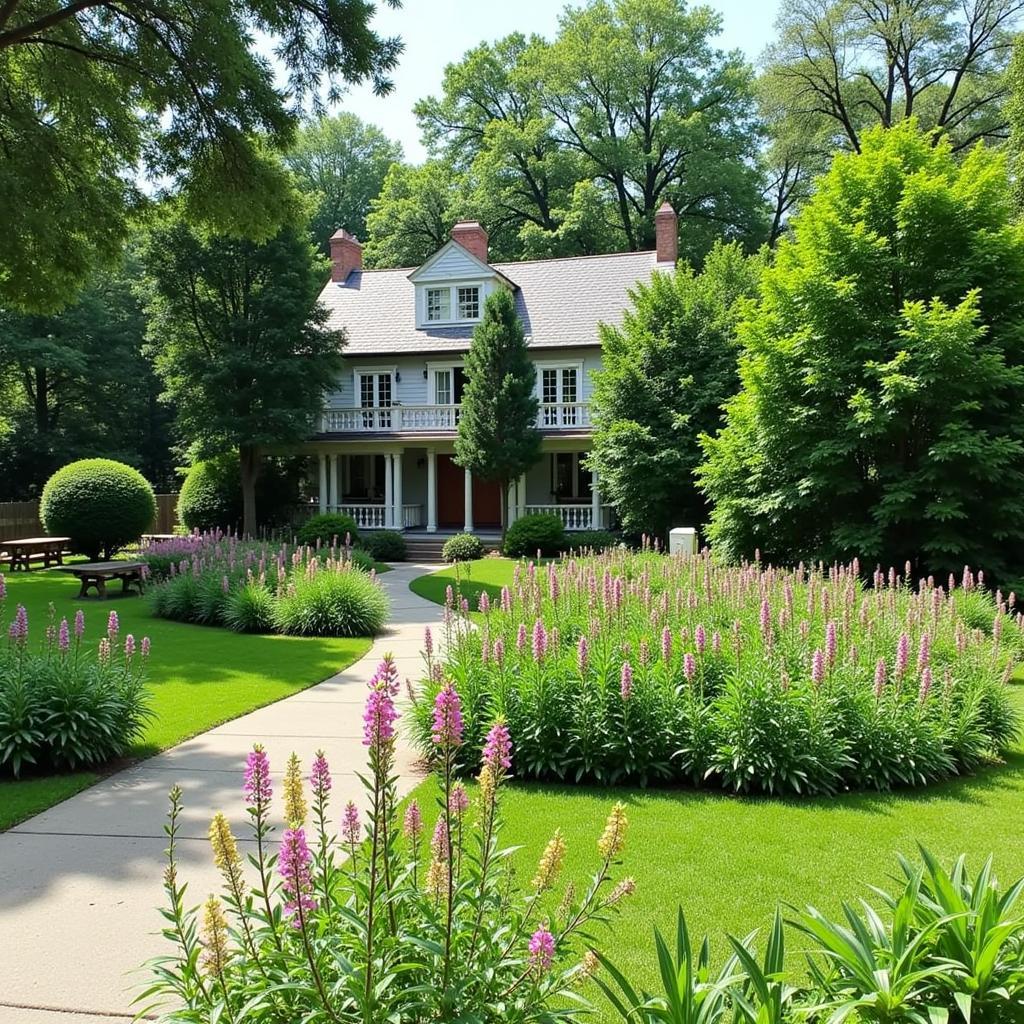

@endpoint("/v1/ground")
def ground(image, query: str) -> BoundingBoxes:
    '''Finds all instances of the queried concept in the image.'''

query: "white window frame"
[426,360,465,405]
[534,361,584,403]
[417,281,486,327]
[352,366,397,407]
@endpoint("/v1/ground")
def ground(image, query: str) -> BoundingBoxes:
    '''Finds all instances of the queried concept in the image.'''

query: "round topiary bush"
[178,456,241,532]
[297,513,361,548]
[442,532,485,563]
[503,513,565,558]
[40,458,156,559]
[361,530,407,562]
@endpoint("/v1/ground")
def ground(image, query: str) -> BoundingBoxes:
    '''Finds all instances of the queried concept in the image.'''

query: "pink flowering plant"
[143,530,388,637]
[143,655,633,1022]
[0,583,153,776]
[411,549,1019,794]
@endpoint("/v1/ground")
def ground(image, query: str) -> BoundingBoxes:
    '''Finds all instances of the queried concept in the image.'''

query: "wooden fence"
[0,494,179,540]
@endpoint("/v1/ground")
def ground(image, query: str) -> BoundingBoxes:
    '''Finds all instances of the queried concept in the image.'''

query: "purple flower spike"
[363,686,399,750]
[74,609,85,639]
[58,617,70,652]
[620,661,633,701]
[431,682,464,748]
[811,648,825,686]
[483,719,513,774]
[342,801,360,845]
[279,827,317,925]
[244,746,272,805]
[683,652,695,680]
[310,752,331,797]
[528,928,555,973]
[403,800,423,841]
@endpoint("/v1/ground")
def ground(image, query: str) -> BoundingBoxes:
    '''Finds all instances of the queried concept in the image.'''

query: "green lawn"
[0,567,371,830]
[408,559,1024,1013]
[408,556,522,611]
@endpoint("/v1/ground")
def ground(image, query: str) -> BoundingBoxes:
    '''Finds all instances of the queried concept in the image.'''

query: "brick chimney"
[654,202,678,265]
[450,220,489,263]
[329,229,362,283]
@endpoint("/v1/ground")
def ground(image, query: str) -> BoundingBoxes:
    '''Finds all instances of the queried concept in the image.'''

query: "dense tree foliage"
[371,0,765,265]
[0,259,175,499]
[454,289,540,534]
[0,0,402,313]
[142,208,344,536]
[589,242,763,539]
[286,113,402,252]
[699,122,1024,580]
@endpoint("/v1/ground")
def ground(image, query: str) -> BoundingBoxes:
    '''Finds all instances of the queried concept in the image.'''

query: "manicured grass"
[408,559,1024,1015]
[408,557,519,610]
[0,567,371,830]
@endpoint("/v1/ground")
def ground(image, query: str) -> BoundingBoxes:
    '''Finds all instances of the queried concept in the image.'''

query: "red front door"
[437,455,464,528]
[472,478,502,529]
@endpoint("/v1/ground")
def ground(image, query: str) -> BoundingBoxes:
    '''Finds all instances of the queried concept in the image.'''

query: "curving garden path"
[0,562,444,1023]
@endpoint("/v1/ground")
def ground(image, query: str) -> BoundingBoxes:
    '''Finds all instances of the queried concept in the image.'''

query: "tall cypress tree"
[455,288,540,534]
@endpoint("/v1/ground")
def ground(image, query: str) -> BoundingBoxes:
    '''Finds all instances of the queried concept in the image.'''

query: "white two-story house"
[305,205,678,536]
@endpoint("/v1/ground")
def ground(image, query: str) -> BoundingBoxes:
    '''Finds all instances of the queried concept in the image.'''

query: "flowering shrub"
[600,848,1024,1024]
[411,549,1020,794]
[142,656,632,1022]
[144,531,389,637]
[443,532,486,562]
[0,584,152,776]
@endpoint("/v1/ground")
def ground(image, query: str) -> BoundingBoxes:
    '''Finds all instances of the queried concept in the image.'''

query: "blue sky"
[328,0,781,163]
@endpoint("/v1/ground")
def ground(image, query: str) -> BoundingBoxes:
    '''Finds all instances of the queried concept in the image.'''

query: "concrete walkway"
[0,562,444,1022]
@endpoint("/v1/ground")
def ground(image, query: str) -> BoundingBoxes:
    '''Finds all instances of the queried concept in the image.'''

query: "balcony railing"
[328,504,424,529]
[320,402,590,433]
[523,504,604,531]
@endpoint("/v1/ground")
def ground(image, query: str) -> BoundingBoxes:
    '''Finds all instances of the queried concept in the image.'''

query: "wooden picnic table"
[2,536,71,572]
[62,561,146,599]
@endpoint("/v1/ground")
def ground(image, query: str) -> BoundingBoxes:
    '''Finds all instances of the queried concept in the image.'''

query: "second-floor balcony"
[320,402,591,434]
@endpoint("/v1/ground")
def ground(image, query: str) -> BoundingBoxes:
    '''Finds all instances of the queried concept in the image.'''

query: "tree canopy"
[589,241,763,539]
[699,121,1024,579]
[0,0,402,313]
[286,112,403,252]
[142,207,344,536]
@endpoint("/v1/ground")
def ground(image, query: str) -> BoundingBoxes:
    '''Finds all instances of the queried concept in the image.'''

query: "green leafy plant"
[40,458,156,559]
[273,565,389,637]
[443,532,486,563]
[223,580,276,634]
[563,530,621,553]
[296,512,360,547]
[361,529,407,562]
[503,513,565,558]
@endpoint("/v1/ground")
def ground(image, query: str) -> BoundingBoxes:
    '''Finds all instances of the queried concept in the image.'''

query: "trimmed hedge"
[361,530,407,562]
[297,513,360,547]
[442,533,485,563]
[40,458,156,559]
[562,529,620,553]
[502,513,564,558]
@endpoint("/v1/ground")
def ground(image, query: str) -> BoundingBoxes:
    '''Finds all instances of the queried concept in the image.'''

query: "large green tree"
[589,241,763,539]
[699,121,1024,580]
[143,207,344,536]
[762,0,1022,176]
[0,0,402,313]
[0,257,175,498]
[454,288,540,534]
[286,112,402,252]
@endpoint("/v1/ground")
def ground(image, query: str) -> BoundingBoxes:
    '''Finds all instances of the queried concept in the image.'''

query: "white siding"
[417,245,486,281]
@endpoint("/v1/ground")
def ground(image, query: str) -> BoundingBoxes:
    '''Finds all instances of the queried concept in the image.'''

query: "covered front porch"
[309,441,608,533]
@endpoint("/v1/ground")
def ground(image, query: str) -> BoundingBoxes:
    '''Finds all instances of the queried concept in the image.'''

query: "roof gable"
[407,239,515,287]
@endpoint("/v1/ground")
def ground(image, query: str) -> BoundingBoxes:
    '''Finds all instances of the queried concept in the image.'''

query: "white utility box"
[668,527,697,556]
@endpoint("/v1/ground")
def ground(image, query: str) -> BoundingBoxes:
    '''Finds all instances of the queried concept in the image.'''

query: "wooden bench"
[63,561,146,599]
[2,536,71,572]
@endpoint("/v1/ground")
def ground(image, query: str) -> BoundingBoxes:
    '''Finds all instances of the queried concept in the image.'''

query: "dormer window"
[420,282,485,326]
[457,285,480,320]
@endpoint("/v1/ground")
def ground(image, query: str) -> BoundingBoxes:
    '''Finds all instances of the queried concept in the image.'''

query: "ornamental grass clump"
[142,656,633,1022]
[411,549,1020,794]
[0,586,153,776]
[143,530,389,637]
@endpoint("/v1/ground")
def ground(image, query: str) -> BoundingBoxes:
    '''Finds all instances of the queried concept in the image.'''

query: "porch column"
[384,453,394,529]
[393,450,404,530]
[329,453,339,512]
[426,448,438,533]
[590,465,600,529]
[517,472,527,519]
[318,454,327,513]
[463,467,474,533]
[507,476,517,525]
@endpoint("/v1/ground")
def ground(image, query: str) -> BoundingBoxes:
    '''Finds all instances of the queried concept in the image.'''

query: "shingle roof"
[318,250,661,356]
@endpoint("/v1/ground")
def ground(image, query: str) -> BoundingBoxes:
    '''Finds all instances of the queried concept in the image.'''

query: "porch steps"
[402,533,501,562]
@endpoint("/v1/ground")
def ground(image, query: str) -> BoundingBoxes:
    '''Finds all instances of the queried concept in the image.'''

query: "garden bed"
[410,551,1021,795]
[0,569,371,829]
